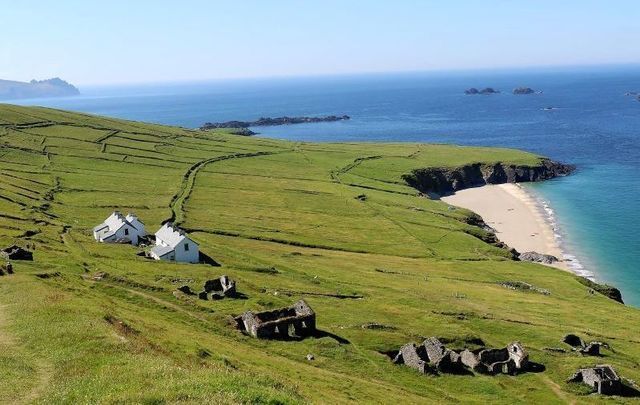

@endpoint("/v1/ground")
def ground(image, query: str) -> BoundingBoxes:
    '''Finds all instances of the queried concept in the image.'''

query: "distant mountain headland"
[464,87,500,95]
[0,77,80,100]
[200,115,350,131]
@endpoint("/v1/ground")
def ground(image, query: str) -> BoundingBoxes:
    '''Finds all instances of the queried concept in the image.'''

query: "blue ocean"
[12,66,640,305]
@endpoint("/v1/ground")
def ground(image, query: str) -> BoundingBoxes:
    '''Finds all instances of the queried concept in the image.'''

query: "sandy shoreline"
[442,183,568,271]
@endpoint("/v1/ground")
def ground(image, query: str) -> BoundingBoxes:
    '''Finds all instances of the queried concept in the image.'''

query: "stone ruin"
[236,300,316,339]
[0,262,13,276]
[176,275,237,300]
[563,333,603,356]
[568,365,622,395]
[393,337,529,376]
[1,245,33,261]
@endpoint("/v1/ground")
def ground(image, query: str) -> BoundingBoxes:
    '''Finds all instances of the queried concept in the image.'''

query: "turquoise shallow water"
[11,66,640,305]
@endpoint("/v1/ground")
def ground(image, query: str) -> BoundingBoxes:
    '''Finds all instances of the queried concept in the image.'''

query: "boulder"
[519,251,558,264]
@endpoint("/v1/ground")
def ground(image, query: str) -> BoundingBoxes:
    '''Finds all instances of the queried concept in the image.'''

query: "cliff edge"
[402,159,575,195]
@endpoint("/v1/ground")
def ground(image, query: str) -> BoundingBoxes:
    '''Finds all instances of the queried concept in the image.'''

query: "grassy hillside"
[0,104,638,403]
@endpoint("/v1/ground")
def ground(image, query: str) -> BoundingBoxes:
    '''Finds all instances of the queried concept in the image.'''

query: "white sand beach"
[442,184,567,270]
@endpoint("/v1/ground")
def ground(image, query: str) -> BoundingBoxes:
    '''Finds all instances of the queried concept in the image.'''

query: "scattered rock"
[1,245,33,261]
[235,300,316,339]
[361,323,396,330]
[306,354,315,361]
[544,347,568,353]
[568,365,622,395]
[251,266,279,275]
[498,281,550,295]
[92,272,107,281]
[35,272,61,279]
[519,251,558,264]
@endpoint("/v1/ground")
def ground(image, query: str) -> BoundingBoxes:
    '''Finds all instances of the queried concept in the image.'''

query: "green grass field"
[1,104,638,404]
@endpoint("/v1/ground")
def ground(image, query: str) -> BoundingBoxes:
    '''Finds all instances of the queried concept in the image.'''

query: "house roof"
[95,211,141,237]
[93,223,109,233]
[126,213,144,226]
[155,223,197,248]
[105,211,138,231]
[150,245,174,258]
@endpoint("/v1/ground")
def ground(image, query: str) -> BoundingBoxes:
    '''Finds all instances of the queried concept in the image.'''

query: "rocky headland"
[402,159,575,195]
[200,115,350,131]
[0,77,79,100]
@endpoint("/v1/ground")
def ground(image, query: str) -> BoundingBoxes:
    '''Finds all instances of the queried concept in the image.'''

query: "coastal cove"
[11,66,640,306]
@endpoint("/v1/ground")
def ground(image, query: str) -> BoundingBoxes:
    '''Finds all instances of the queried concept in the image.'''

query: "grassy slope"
[0,104,638,404]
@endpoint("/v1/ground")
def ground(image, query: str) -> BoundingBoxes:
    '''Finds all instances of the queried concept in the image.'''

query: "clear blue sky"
[2,0,639,85]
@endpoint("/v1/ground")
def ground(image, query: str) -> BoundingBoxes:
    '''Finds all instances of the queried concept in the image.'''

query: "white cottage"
[150,223,199,263]
[93,211,146,245]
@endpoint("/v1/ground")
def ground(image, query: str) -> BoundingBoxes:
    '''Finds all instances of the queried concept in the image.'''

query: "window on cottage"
[184,243,189,251]
[124,228,129,235]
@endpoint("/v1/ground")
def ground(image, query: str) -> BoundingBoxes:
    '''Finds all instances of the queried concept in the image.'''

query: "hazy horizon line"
[69,61,640,88]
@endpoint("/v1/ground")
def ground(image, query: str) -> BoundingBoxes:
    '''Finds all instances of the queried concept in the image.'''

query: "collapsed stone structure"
[176,275,237,300]
[563,334,603,356]
[568,365,622,395]
[236,300,316,339]
[1,245,33,261]
[203,275,236,299]
[393,338,529,376]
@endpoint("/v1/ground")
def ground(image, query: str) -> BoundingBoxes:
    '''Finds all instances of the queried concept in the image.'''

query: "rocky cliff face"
[402,159,575,195]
